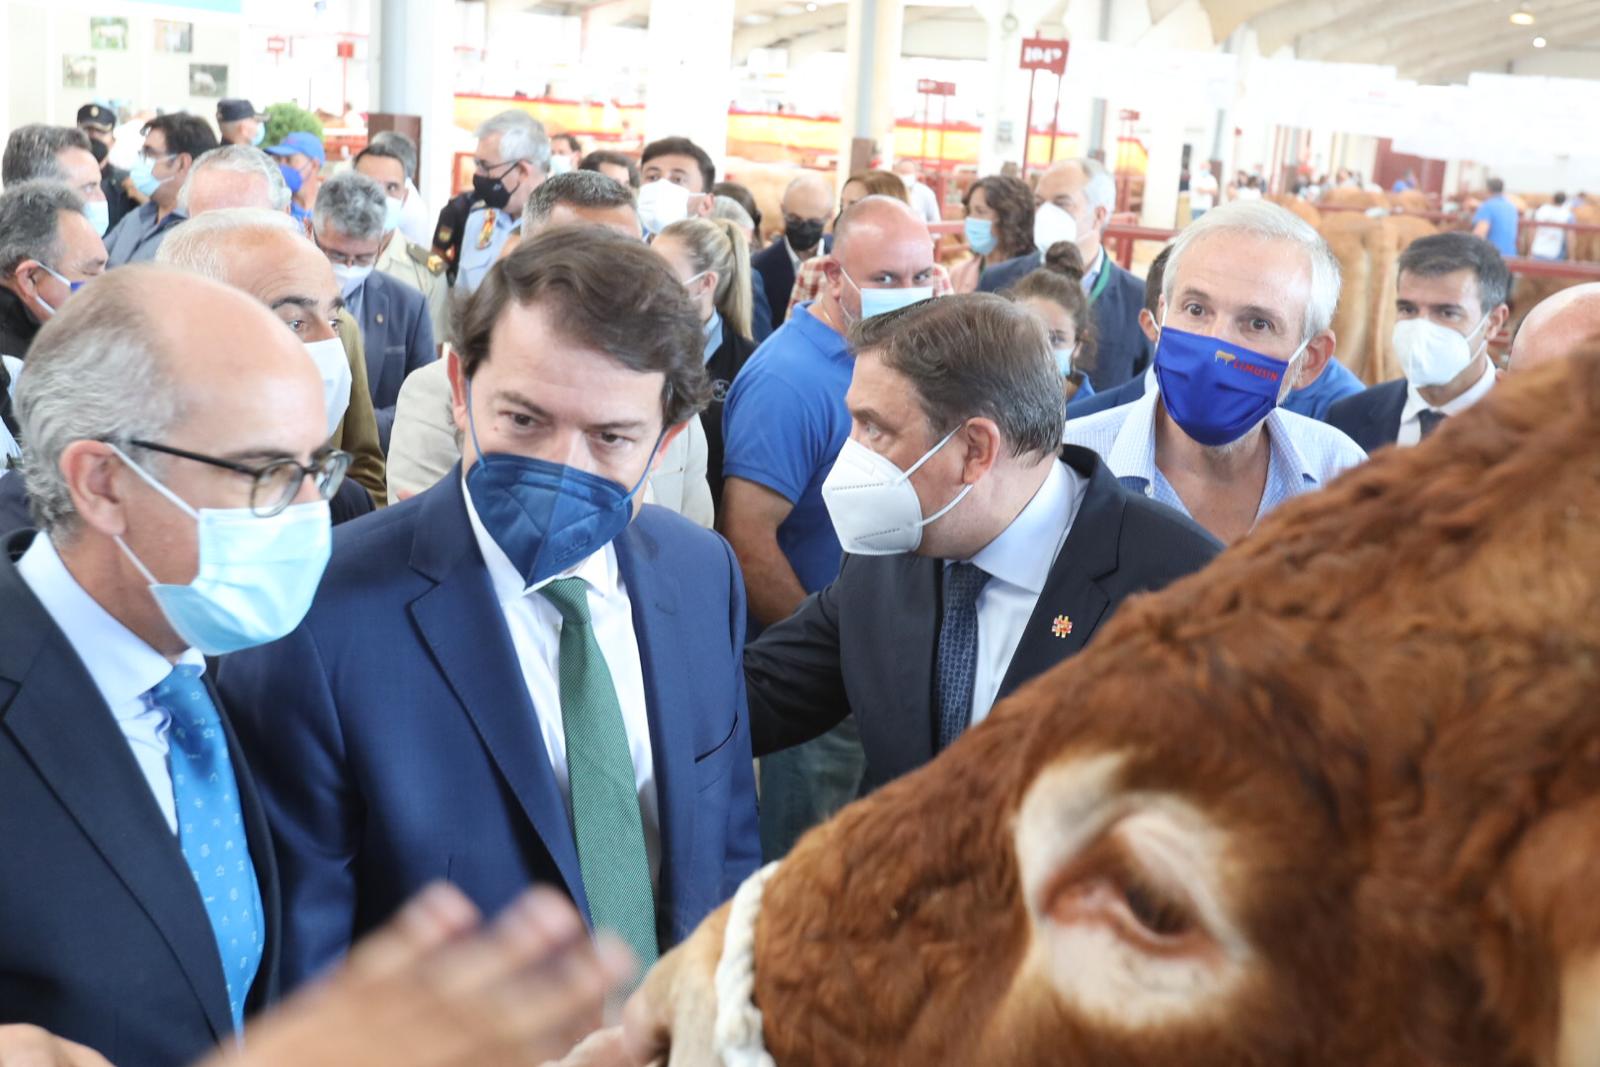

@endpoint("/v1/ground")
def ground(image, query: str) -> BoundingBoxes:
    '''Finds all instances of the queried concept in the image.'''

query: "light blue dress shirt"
[1063,383,1366,529]
[454,205,521,294]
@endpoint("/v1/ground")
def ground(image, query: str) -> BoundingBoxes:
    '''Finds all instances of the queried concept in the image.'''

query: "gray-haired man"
[1,125,109,237]
[177,144,292,217]
[312,170,437,451]
[355,132,449,348]
[453,109,550,294]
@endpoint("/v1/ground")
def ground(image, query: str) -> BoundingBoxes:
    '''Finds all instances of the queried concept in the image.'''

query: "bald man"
[0,265,332,1066]
[719,194,936,859]
[751,171,835,330]
[156,209,387,512]
[1510,282,1600,373]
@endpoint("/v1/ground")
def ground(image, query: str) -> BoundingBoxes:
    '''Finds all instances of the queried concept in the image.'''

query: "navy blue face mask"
[1153,321,1303,447]
[464,379,663,588]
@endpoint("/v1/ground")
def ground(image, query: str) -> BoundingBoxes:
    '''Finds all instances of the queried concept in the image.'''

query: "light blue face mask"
[383,196,403,233]
[964,216,997,255]
[841,268,935,323]
[83,199,111,237]
[129,154,165,197]
[109,445,332,656]
[251,123,267,147]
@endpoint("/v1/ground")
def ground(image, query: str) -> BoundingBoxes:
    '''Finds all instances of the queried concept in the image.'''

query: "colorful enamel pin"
[1051,615,1073,638]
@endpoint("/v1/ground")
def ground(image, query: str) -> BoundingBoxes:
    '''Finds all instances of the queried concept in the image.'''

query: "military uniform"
[430,191,476,286]
[377,233,450,348]
[452,204,520,294]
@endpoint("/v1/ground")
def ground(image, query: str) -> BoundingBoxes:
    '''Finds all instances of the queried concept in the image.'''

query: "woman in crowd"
[952,173,1036,293]
[654,216,756,512]
[1003,240,1098,403]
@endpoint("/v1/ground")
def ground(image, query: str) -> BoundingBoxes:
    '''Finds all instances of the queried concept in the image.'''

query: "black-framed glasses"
[124,440,352,518]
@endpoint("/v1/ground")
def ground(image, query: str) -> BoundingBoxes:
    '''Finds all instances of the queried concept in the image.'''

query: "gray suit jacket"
[354,270,436,451]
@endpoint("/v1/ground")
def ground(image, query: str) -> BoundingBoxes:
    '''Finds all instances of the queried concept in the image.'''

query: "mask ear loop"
[898,422,976,529]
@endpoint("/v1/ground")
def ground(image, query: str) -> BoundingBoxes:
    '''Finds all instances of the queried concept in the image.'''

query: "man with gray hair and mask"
[354,131,449,348]
[1064,200,1366,545]
[311,170,436,451]
[1,124,110,237]
[449,109,550,294]
[177,144,293,217]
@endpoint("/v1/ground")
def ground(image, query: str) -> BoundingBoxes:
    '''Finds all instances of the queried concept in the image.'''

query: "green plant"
[263,102,324,149]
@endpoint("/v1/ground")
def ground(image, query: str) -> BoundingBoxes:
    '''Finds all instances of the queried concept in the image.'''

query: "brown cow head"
[634,351,1600,1067]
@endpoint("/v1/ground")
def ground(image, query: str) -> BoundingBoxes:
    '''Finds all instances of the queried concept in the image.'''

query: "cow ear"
[1012,757,1254,1026]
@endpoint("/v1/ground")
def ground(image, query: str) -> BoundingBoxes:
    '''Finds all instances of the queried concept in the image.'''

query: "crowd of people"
[1,94,1599,1067]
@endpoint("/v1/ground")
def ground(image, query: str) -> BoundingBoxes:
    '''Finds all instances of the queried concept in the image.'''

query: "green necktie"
[538,577,659,969]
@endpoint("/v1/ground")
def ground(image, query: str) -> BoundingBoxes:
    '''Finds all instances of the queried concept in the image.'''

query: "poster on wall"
[63,55,97,89]
[89,17,129,50]
[155,21,193,54]
[189,64,228,98]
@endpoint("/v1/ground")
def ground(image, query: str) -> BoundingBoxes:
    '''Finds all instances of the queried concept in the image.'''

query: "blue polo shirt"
[1285,356,1364,420]
[1473,195,1520,258]
[721,302,852,595]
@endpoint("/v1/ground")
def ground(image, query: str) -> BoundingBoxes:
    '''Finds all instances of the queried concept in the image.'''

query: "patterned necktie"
[538,577,658,971]
[148,665,264,1031]
[936,562,990,752]
[1418,409,1447,439]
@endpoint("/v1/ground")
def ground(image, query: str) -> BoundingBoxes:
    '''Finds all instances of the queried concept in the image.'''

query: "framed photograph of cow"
[189,63,228,98]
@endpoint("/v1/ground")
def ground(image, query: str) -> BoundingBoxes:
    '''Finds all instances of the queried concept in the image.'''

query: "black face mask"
[785,217,826,251]
[88,138,109,165]
[472,162,522,212]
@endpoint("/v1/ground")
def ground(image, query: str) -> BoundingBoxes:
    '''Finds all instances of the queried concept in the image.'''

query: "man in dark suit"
[0,265,360,1065]
[1035,158,1154,391]
[747,294,1218,797]
[1326,232,1510,453]
[220,226,759,992]
[750,172,834,331]
[313,170,436,451]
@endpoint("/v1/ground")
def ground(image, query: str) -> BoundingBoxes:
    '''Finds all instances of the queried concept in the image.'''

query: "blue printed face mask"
[462,380,663,588]
[108,445,332,656]
[964,216,997,255]
[1153,319,1305,447]
[840,268,934,324]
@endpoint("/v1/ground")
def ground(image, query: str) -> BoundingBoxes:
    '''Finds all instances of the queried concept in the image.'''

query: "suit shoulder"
[1116,488,1223,562]
[1326,378,1405,420]
[634,505,733,563]
[326,495,427,573]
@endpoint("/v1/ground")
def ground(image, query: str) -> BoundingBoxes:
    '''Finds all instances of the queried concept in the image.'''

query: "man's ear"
[1138,308,1159,346]
[1291,330,1337,393]
[59,440,133,539]
[447,349,472,445]
[958,418,1003,486]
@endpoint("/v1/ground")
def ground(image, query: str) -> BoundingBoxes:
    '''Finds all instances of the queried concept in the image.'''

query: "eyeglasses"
[313,234,378,269]
[473,157,528,177]
[123,440,352,517]
[138,149,176,165]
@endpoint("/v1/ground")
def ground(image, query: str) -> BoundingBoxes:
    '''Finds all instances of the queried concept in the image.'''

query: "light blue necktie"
[149,665,264,1031]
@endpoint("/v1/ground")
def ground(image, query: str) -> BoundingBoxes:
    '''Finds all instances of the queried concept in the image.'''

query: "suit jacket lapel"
[0,558,235,1042]
[891,554,941,765]
[996,451,1118,702]
[1381,382,1407,444]
[405,474,588,918]
[612,520,694,914]
[361,276,388,397]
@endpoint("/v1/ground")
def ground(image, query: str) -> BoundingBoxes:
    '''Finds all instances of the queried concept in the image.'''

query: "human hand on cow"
[618,906,732,1066]
[199,882,636,1067]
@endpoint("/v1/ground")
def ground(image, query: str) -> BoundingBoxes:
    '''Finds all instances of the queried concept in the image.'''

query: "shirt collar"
[16,533,204,721]
[789,302,852,359]
[966,459,1076,594]
[785,238,803,273]
[703,309,723,364]
[1081,247,1105,293]
[461,468,620,605]
[1402,357,1497,423]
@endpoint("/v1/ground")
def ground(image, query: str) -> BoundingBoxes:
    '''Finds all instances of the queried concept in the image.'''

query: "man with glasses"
[311,171,435,452]
[0,264,344,1067]
[103,113,217,268]
[452,109,550,295]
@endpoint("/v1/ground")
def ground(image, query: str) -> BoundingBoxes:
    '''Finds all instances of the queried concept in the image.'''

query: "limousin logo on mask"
[1154,322,1302,447]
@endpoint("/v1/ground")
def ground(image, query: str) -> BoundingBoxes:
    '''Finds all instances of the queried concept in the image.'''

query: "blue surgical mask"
[841,268,934,324]
[463,380,663,588]
[33,262,87,318]
[83,199,111,237]
[129,154,163,197]
[964,216,997,255]
[252,124,267,147]
[108,445,332,655]
[1153,321,1304,447]
[1054,344,1077,378]
[383,196,403,233]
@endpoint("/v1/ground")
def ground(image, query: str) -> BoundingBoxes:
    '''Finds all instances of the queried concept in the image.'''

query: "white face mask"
[821,427,973,556]
[304,336,353,438]
[1033,202,1079,253]
[636,179,693,236]
[1393,313,1489,388]
[383,196,403,234]
[549,154,575,176]
[331,262,373,300]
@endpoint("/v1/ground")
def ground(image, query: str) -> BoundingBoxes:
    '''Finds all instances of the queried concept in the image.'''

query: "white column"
[838,0,904,181]
[974,0,1061,175]
[371,0,457,204]
[1139,105,1184,228]
[644,0,736,172]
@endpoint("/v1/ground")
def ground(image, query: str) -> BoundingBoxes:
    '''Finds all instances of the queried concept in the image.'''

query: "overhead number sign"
[1020,37,1069,76]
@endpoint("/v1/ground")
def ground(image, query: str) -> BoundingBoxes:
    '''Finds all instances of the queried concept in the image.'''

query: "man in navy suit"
[1326,233,1509,453]
[1033,158,1153,391]
[0,265,356,1065]
[750,173,834,331]
[312,170,436,451]
[221,226,759,992]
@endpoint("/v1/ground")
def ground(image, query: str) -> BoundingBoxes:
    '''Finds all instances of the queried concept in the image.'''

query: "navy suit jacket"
[218,471,759,990]
[745,448,1219,794]
[751,235,830,332]
[355,270,436,451]
[1324,379,1407,454]
[1088,260,1155,391]
[1068,373,1146,420]
[0,531,281,1067]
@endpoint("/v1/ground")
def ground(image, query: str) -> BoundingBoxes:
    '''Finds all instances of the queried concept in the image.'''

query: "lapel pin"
[1051,615,1073,639]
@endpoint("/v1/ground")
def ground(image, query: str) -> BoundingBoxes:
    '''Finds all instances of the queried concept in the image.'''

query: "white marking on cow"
[1013,753,1253,1030]
[714,861,782,1067]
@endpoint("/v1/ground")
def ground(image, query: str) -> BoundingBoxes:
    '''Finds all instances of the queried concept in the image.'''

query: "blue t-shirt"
[1287,356,1365,421]
[1473,195,1520,258]
[721,303,852,595]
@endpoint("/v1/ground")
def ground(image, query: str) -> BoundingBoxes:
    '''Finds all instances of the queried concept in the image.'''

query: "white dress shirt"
[463,485,662,886]
[956,459,1087,728]
[1081,247,1105,295]
[1397,358,1496,448]
[16,533,204,834]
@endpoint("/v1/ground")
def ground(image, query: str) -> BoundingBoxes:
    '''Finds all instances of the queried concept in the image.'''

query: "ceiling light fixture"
[1509,6,1535,25]
[1532,35,1547,46]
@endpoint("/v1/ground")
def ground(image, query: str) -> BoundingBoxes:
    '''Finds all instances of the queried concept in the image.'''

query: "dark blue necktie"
[1418,409,1447,439]
[936,562,990,752]
[149,665,264,1031]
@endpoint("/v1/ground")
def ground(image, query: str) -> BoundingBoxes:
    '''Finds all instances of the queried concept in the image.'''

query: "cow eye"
[1121,877,1193,939]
